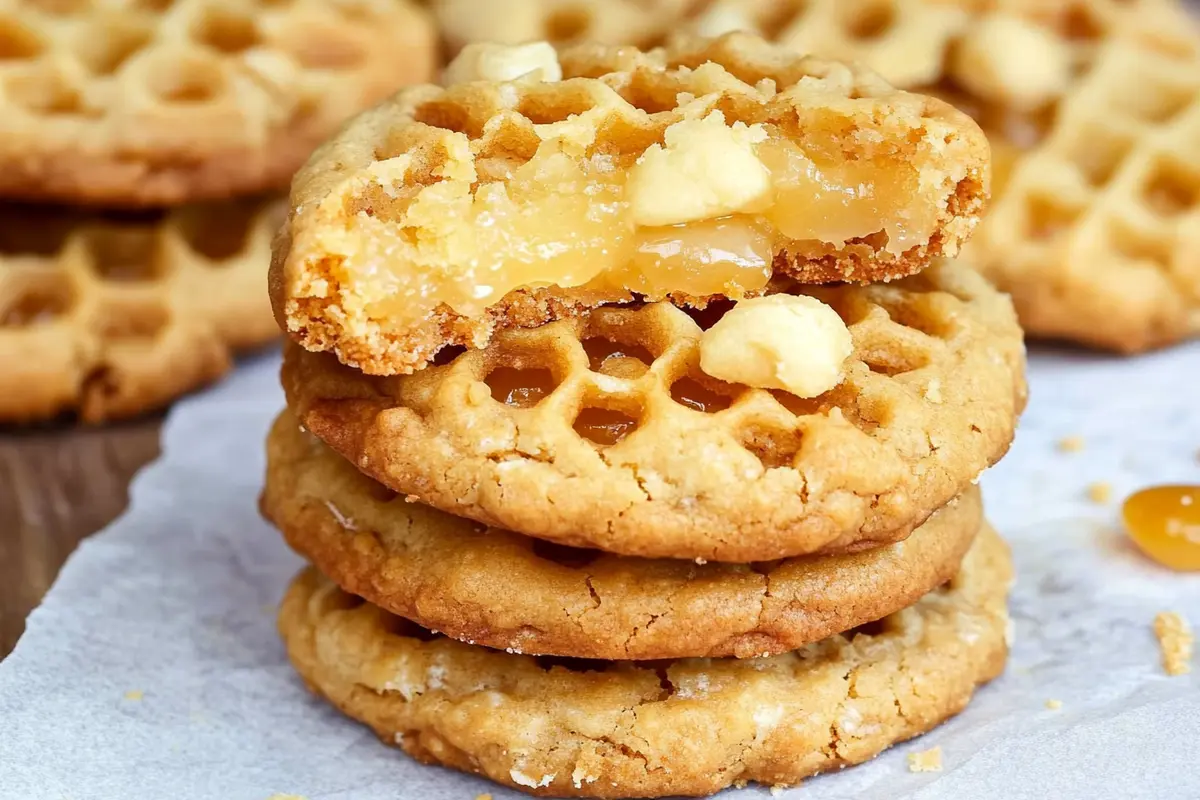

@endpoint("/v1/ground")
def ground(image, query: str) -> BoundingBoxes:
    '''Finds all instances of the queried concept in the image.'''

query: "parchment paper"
[1,343,1199,800]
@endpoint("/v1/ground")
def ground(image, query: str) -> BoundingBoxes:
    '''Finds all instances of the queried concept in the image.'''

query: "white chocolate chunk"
[700,295,853,398]
[628,111,771,227]
[443,41,562,86]
[950,13,1070,110]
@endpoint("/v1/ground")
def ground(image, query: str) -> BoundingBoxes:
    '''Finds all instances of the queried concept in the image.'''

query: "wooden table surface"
[0,418,162,658]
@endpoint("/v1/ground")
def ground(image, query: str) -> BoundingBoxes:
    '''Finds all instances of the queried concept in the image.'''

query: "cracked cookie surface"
[278,525,1012,798]
[271,33,990,375]
[263,410,982,659]
[282,261,1026,562]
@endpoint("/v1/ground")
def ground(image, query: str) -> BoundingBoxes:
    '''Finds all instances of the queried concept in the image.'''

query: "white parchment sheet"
[1,342,1199,800]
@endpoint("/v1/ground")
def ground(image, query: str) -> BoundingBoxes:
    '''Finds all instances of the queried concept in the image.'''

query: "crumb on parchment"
[1087,482,1113,504]
[1058,436,1085,453]
[123,690,144,701]
[1045,699,1063,710]
[907,746,943,773]
[265,795,308,800]
[475,794,493,800]
[1153,612,1194,676]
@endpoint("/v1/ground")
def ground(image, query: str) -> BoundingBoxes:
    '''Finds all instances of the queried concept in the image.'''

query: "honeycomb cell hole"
[0,278,73,327]
[669,376,734,413]
[83,227,163,282]
[583,336,654,377]
[485,366,557,408]
[574,406,640,446]
[191,6,260,54]
[177,202,257,262]
[739,424,802,470]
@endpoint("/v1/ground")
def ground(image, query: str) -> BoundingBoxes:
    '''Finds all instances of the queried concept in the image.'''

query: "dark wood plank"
[0,419,162,658]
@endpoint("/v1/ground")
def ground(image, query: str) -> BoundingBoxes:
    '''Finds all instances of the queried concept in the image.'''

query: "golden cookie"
[271,33,990,375]
[970,40,1200,352]
[278,526,1012,798]
[282,261,1026,562]
[0,198,280,423]
[263,410,984,660]
[0,0,436,207]
[433,0,702,54]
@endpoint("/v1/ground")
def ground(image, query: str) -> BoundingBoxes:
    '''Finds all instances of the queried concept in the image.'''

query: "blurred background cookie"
[0,0,437,207]
[0,199,281,423]
[0,0,438,423]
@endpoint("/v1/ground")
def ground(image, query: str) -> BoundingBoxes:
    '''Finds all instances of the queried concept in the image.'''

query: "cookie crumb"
[907,746,943,773]
[1045,699,1062,710]
[123,690,144,701]
[1087,482,1113,504]
[734,779,749,789]
[476,794,493,800]
[1057,435,1085,453]
[769,784,792,796]
[1153,612,1194,676]
[265,795,308,800]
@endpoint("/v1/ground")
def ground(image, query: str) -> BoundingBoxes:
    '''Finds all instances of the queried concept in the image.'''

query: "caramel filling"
[346,129,942,326]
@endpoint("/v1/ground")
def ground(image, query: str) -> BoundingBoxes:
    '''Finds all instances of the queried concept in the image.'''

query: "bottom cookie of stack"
[277,526,1012,798]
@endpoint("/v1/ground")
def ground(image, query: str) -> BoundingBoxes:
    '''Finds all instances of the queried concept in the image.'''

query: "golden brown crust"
[278,526,1012,798]
[282,261,1026,562]
[273,33,991,375]
[263,410,984,659]
[0,198,282,424]
[0,0,436,207]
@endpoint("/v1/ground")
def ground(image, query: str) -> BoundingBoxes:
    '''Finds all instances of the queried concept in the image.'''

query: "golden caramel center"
[339,112,941,325]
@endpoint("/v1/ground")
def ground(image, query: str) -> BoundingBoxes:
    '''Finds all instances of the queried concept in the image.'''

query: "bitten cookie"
[271,33,990,375]
[278,525,1013,798]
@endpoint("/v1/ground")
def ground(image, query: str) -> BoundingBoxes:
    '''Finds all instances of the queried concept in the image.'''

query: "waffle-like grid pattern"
[0,0,436,206]
[432,0,703,54]
[278,527,1011,798]
[681,0,1198,92]
[275,33,990,375]
[971,41,1200,352]
[264,409,984,660]
[283,261,1026,563]
[0,198,281,422]
[682,0,970,89]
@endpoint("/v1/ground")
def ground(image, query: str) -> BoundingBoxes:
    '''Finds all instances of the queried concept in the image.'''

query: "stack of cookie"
[681,0,1200,352]
[0,0,435,423]
[263,34,1026,796]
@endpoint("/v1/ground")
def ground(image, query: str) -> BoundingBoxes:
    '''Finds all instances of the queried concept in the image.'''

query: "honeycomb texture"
[283,261,1027,562]
[0,197,281,422]
[0,0,436,206]
[273,32,990,375]
[970,41,1200,351]
[278,526,1011,798]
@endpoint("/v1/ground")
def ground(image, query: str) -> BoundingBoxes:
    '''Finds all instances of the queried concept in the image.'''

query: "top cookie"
[272,33,990,375]
[0,0,436,207]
